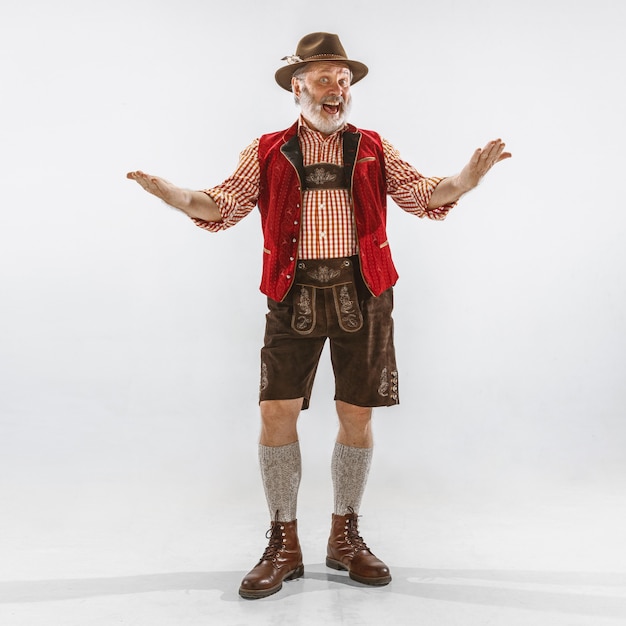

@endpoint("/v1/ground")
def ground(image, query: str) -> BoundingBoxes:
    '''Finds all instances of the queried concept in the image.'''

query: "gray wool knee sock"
[331,442,373,516]
[259,442,302,522]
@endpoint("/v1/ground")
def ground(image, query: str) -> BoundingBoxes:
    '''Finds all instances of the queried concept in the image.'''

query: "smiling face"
[292,62,353,135]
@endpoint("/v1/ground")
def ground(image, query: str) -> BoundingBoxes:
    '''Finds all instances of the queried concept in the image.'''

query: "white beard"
[298,86,352,134]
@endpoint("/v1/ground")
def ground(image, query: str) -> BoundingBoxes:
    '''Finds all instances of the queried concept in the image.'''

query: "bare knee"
[336,400,373,448]
[260,398,303,446]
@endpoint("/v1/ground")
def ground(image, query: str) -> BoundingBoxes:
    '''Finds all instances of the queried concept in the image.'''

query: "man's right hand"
[126,170,189,208]
[126,171,222,222]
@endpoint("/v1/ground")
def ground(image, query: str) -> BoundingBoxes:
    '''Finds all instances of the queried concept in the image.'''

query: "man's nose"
[328,81,344,96]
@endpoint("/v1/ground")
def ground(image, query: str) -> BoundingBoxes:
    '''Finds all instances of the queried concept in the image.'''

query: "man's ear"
[292,77,301,98]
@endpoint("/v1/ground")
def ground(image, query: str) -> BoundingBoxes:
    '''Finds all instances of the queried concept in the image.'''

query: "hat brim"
[275,59,368,91]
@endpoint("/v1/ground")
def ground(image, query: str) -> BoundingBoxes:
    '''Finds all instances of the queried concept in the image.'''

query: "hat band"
[302,53,348,61]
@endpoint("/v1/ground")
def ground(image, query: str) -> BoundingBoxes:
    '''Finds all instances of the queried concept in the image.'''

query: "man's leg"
[239,398,305,600]
[333,400,373,514]
[326,400,391,586]
[259,398,303,522]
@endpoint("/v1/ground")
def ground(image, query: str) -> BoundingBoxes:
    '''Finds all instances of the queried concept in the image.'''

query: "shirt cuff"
[190,191,226,232]
[422,176,458,220]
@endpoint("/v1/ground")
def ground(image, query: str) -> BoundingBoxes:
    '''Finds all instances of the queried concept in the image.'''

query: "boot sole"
[325,557,392,586]
[238,564,304,600]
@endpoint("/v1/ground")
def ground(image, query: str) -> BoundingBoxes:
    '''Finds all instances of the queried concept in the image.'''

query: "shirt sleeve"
[191,138,261,232]
[382,138,457,220]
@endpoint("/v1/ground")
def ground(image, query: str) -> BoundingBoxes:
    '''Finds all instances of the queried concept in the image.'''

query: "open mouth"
[322,103,341,115]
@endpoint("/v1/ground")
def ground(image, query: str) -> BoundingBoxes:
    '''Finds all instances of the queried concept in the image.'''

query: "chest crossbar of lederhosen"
[285,131,361,259]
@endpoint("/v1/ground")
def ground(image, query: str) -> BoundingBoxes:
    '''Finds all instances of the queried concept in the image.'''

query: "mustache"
[321,95,347,105]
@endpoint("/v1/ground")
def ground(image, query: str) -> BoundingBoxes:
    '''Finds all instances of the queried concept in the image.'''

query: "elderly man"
[127,32,510,600]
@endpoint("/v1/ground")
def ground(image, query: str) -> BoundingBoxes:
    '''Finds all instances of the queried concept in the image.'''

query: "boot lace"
[345,506,369,551]
[260,511,285,562]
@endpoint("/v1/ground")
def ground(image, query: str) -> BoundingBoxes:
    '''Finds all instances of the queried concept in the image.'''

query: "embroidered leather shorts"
[259,256,399,410]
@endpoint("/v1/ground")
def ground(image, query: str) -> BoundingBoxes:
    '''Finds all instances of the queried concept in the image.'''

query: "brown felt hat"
[275,32,368,92]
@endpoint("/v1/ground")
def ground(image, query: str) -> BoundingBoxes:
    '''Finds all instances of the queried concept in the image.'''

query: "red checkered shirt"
[193,118,454,258]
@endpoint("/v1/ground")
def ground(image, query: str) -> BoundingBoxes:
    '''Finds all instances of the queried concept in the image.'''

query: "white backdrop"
[1,0,625,586]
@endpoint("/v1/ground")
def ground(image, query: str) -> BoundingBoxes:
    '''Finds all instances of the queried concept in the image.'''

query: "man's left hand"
[457,139,511,193]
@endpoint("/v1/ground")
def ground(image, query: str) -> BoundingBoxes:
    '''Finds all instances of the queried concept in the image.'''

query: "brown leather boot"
[239,518,304,599]
[326,507,391,586]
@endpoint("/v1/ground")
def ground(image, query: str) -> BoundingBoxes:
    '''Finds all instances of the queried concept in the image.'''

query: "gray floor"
[2,480,625,625]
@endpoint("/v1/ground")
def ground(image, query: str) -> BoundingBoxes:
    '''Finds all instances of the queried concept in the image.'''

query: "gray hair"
[292,65,309,103]
[292,65,310,82]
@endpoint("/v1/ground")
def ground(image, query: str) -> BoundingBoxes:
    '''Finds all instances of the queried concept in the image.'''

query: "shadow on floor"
[2,567,626,619]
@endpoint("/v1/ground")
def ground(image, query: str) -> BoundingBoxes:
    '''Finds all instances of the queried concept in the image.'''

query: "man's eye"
[319,77,329,84]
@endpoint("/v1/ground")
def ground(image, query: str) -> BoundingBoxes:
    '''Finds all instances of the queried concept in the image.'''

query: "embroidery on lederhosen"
[291,284,316,334]
[332,282,363,332]
[390,369,399,402]
[303,163,348,190]
[378,367,399,402]
[378,368,389,397]
[306,265,341,284]
[260,361,269,392]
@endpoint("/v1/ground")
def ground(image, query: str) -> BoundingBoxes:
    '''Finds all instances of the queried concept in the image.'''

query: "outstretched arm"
[428,139,511,209]
[126,170,222,222]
